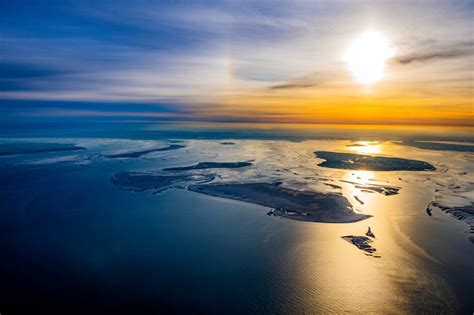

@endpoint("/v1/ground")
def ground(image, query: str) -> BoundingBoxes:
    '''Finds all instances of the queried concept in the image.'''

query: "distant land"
[315,151,435,171]
[402,140,474,152]
[106,144,184,158]
[0,142,85,156]
[163,161,252,171]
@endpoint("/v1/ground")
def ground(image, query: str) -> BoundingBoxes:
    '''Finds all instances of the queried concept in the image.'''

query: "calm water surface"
[0,131,473,314]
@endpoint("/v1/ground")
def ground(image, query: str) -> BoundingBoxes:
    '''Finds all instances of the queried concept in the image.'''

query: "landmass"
[111,171,213,192]
[355,184,399,196]
[0,142,85,156]
[346,143,367,147]
[163,161,251,171]
[111,170,370,223]
[401,140,474,152]
[189,182,370,223]
[106,144,185,158]
[366,226,375,238]
[342,235,379,257]
[324,183,342,189]
[354,195,364,204]
[315,151,435,171]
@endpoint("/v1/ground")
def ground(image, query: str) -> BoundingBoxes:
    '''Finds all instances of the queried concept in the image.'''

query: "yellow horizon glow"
[207,92,473,126]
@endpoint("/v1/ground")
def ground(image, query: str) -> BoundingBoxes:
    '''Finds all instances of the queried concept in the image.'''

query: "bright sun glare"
[348,141,382,154]
[344,31,395,84]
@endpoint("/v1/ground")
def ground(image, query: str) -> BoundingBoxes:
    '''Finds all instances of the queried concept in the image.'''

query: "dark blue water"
[1,124,473,314]
[0,161,310,314]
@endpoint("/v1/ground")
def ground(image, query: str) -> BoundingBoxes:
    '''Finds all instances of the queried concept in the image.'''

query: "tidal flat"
[106,144,184,158]
[1,137,473,314]
[111,171,213,192]
[163,161,252,171]
[111,172,191,191]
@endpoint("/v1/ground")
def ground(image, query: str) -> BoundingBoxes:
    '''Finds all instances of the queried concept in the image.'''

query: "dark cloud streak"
[394,50,471,65]
[269,81,320,90]
[394,41,473,65]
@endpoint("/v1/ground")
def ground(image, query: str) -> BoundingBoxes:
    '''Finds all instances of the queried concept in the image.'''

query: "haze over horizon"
[1,0,473,127]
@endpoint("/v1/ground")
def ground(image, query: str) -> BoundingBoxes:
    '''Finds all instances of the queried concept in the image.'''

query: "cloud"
[394,40,473,65]
[269,80,320,90]
[394,49,472,65]
[0,1,473,126]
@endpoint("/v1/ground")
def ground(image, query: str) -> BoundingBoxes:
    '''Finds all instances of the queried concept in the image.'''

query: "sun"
[344,31,395,84]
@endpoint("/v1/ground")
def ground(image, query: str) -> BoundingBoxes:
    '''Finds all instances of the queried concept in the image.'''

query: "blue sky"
[1,0,473,125]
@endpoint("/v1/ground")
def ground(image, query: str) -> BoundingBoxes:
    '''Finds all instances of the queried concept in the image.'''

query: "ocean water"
[0,125,473,314]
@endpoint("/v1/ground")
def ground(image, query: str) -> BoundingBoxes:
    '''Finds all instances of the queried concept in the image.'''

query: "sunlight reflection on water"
[347,141,382,154]
[0,137,472,313]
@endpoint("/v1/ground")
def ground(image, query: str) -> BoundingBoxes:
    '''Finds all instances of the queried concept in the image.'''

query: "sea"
[0,122,473,314]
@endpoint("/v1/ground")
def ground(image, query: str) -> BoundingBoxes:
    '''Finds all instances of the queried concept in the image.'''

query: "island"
[163,161,251,171]
[106,144,184,158]
[189,182,370,223]
[402,140,474,153]
[111,170,371,223]
[315,151,435,171]
[342,235,379,257]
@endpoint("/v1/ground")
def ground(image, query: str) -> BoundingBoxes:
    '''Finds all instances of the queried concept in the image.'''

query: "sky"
[1,0,473,127]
